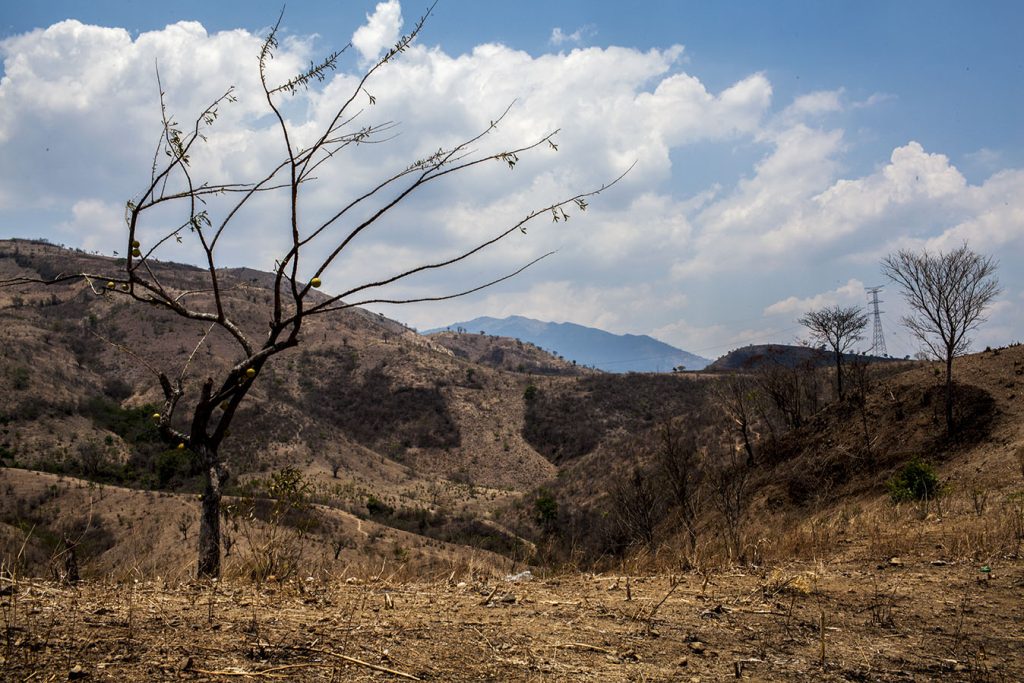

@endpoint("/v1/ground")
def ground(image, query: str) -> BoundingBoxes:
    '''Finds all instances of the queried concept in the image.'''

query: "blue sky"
[1,1,1021,358]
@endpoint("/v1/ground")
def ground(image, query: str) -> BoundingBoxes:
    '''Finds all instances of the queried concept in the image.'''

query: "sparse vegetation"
[1,248,1022,679]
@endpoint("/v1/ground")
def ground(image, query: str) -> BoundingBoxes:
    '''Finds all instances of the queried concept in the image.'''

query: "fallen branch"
[554,642,617,655]
[296,646,421,681]
[478,584,499,606]
[191,670,274,679]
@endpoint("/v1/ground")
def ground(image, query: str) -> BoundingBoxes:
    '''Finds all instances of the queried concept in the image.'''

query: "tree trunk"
[740,422,755,468]
[944,352,954,435]
[834,350,844,401]
[197,447,224,579]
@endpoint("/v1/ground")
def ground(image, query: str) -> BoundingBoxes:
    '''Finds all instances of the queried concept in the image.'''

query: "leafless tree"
[610,463,663,550]
[1,9,624,578]
[710,449,749,563]
[846,354,874,460]
[715,375,759,466]
[882,244,1001,433]
[652,418,704,553]
[327,455,343,479]
[756,362,805,431]
[798,305,869,401]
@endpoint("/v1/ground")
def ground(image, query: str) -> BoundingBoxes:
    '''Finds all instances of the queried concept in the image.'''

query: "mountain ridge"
[426,315,711,372]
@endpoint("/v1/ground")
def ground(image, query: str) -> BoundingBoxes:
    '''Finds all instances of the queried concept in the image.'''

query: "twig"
[191,669,279,679]
[554,642,618,655]
[471,626,497,653]
[88,328,162,380]
[294,646,421,681]
[478,585,499,606]
[179,323,215,384]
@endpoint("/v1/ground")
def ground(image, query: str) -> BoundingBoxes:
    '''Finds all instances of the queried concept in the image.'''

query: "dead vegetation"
[3,242,1024,678]
[2,556,1022,681]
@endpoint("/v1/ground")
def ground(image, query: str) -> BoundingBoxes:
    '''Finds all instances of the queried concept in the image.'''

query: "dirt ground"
[3,556,1022,682]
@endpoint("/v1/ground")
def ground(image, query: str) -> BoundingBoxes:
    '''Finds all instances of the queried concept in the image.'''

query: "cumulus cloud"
[763,279,866,317]
[0,5,1020,353]
[56,199,125,252]
[351,0,403,62]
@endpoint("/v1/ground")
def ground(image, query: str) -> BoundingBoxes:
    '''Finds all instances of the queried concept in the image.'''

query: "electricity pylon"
[866,286,887,356]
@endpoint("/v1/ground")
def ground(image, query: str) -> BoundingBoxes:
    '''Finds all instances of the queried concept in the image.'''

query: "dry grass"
[3,557,1023,681]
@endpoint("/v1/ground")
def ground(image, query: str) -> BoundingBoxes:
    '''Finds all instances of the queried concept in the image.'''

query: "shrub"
[533,488,559,533]
[887,458,940,502]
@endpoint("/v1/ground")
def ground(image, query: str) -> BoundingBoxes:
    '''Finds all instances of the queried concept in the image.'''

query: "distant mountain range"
[426,315,711,372]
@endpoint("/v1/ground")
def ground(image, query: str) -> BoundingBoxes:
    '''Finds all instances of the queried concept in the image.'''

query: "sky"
[1,1,1022,360]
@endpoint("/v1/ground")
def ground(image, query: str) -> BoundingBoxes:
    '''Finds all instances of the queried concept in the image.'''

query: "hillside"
[428,315,711,372]
[0,239,557,574]
[426,329,591,376]
[3,240,1024,680]
[707,343,898,371]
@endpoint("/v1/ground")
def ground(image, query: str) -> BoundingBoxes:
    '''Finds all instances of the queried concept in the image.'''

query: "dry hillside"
[2,239,1024,680]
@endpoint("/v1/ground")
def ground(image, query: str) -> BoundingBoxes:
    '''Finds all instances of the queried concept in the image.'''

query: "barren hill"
[706,343,898,371]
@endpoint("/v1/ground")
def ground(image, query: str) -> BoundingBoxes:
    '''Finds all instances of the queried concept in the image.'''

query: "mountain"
[426,315,711,372]
[426,329,592,376]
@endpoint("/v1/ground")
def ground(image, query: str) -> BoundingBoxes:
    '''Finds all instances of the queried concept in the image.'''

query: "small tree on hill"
[715,375,759,467]
[797,305,868,401]
[882,244,1001,434]
[652,418,704,554]
[2,9,623,578]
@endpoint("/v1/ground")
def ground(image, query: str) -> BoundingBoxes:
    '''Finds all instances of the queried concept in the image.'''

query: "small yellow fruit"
[310,277,322,288]
[177,442,185,450]
[131,248,141,257]
[131,240,140,248]
[106,281,115,289]
[151,412,161,422]
[245,368,256,379]
[121,283,129,291]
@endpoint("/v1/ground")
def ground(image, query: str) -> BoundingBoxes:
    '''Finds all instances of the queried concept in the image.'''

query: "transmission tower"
[866,286,887,356]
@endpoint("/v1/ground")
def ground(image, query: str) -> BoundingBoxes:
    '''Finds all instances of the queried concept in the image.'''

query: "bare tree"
[846,354,874,460]
[715,375,759,467]
[710,449,749,563]
[798,305,868,401]
[882,244,1001,433]
[2,9,623,578]
[756,362,805,431]
[609,464,664,551]
[652,418,704,554]
[327,455,343,479]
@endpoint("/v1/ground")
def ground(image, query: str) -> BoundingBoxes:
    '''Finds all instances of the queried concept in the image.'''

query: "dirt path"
[3,557,1021,681]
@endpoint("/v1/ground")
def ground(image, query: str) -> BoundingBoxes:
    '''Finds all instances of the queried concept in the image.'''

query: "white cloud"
[964,147,1003,173]
[549,25,596,47]
[56,199,125,252]
[851,92,894,109]
[351,0,403,62]
[783,89,844,119]
[0,7,1021,354]
[763,279,865,317]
